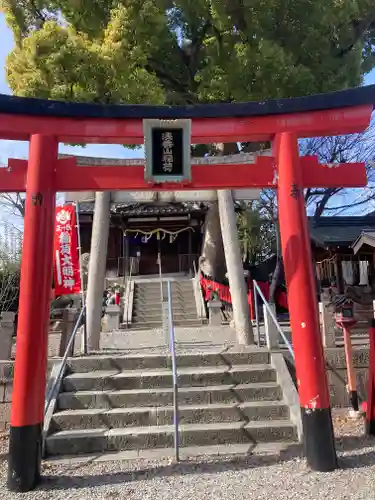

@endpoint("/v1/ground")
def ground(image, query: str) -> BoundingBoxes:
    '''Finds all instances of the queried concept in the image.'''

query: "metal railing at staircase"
[124,258,135,328]
[158,253,180,461]
[166,280,180,462]
[253,280,295,360]
[44,304,86,416]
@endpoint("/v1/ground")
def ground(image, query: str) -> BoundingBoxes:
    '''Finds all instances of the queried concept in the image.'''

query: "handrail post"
[253,280,294,359]
[167,280,179,462]
[253,281,260,344]
[263,302,279,349]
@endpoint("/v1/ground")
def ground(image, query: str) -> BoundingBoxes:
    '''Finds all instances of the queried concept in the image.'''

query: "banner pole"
[75,202,87,354]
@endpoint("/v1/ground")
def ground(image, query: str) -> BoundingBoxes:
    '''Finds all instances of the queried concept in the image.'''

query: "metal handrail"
[253,281,260,341]
[193,259,197,277]
[124,258,134,329]
[167,280,180,462]
[125,256,134,290]
[253,280,294,359]
[158,252,163,302]
[44,305,86,415]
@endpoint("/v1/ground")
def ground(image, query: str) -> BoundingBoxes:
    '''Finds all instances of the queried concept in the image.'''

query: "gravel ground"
[1,410,375,499]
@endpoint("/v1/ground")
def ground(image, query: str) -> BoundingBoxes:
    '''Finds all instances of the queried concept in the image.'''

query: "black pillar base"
[365,418,375,435]
[301,407,337,472]
[7,423,43,493]
[349,391,359,412]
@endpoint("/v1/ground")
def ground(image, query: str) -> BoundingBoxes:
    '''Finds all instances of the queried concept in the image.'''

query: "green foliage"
[2,0,375,107]
[0,267,20,313]
[236,201,276,265]
[0,223,22,313]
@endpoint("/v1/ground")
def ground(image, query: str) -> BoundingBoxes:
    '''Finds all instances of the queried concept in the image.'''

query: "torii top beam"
[0,85,374,144]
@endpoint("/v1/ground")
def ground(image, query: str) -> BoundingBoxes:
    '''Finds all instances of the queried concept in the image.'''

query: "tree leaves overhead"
[2,0,375,106]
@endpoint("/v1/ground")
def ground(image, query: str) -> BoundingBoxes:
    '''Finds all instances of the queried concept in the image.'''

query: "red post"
[342,325,359,412]
[8,135,57,492]
[366,319,375,434]
[277,132,337,471]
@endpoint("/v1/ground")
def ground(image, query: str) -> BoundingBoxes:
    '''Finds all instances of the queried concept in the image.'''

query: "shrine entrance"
[0,86,374,492]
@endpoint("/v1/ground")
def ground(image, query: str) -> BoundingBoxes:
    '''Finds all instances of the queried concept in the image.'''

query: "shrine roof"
[0,84,374,119]
[78,202,207,217]
[308,215,375,247]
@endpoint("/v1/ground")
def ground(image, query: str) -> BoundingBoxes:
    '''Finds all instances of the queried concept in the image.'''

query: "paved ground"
[0,411,375,499]
[11,326,240,360]
[98,326,239,355]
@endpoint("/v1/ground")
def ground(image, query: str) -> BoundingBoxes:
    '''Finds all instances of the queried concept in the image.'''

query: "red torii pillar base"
[8,135,57,492]
[277,132,337,472]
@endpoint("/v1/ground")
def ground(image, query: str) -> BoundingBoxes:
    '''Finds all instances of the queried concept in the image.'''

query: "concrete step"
[52,401,290,432]
[45,441,299,464]
[129,320,163,328]
[66,350,271,373]
[122,321,209,329]
[130,319,203,328]
[134,295,195,304]
[62,364,277,392]
[133,300,196,309]
[46,420,297,456]
[132,309,197,316]
[131,313,198,322]
[132,314,198,323]
[135,282,193,288]
[58,382,283,410]
[134,285,194,298]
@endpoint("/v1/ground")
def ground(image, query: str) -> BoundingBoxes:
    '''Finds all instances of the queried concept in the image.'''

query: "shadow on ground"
[29,435,375,491]
[1,434,375,491]
[39,445,304,491]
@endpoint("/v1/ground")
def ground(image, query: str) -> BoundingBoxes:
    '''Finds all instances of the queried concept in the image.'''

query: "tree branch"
[323,192,375,212]
[187,20,211,77]
[313,188,341,218]
[336,12,375,59]
[145,59,198,103]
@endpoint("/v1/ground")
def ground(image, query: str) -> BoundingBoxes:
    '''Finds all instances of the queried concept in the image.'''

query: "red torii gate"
[0,86,374,492]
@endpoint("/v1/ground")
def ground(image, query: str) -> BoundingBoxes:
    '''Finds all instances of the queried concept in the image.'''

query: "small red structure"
[365,320,375,434]
[333,299,359,411]
[0,86,374,491]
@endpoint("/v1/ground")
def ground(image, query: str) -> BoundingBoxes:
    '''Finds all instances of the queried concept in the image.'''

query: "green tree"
[2,1,375,106]
[236,201,275,266]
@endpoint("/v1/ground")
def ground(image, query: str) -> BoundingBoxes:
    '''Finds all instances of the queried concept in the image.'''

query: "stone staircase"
[45,349,298,458]
[131,279,203,329]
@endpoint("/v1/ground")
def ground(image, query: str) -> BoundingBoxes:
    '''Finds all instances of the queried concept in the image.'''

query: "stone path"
[98,325,239,355]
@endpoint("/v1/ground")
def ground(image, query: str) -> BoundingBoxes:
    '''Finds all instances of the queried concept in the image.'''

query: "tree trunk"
[86,191,111,351]
[269,219,282,303]
[199,201,225,279]
[269,258,283,303]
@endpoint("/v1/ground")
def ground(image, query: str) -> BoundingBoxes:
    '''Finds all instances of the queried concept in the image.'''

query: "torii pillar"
[277,132,337,471]
[0,86,372,492]
[8,135,57,491]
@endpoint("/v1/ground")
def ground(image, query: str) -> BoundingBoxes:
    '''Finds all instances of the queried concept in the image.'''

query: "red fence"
[200,276,288,320]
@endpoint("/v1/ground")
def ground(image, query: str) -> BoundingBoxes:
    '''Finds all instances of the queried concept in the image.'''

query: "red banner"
[53,205,81,296]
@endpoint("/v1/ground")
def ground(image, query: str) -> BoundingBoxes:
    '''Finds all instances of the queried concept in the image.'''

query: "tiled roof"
[78,202,208,216]
[308,216,375,247]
